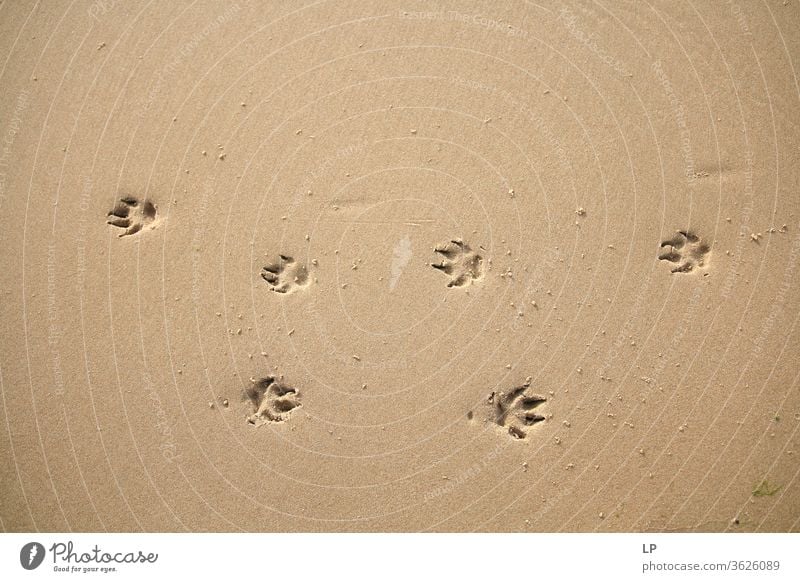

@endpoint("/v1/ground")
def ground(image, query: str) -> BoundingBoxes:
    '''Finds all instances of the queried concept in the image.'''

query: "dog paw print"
[107,196,157,237]
[489,381,547,440]
[261,254,310,294]
[658,230,710,273]
[246,377,301,425]
[431,239,484,287]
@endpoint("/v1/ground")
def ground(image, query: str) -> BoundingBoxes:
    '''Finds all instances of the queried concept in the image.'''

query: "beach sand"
[1,0,798,532]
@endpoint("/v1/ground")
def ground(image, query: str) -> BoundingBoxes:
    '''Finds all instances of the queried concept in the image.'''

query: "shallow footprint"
[486,380,547,440]
[245,376,301,425]
[431,239,484,288]
[261,254,310,294]
[658,230,710,273]
[107,196,157,237]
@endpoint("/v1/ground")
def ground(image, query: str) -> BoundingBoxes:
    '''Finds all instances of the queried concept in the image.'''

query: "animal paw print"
[107,196,157,237]
[489,381,547,440]
[261,254,310,294]
[246,377,300,425]
[658,230,710,273]
[431,239,484,288]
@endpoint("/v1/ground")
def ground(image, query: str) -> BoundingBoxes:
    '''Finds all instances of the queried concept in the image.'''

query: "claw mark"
[431,239,484,287]
[658,230,710,273]
[107,196,157,237]
[488,380,547,439]
[245,377,301,425]
[261,254,310,294]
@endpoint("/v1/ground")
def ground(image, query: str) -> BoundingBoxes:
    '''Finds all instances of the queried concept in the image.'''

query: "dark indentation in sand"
[488,380,547,439]
[658,230,710,273]
[245,376,300,425]
[107,196,157,237]
[261,254,310,294]
[431,239,484,287]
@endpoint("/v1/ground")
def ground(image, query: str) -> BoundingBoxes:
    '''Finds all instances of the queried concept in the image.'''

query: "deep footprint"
[107,196,157,237]
[658,230,710,273]
[245,376,301,425]
[487,380,547,440]
[261,254,310,294]
[431,239,484,287]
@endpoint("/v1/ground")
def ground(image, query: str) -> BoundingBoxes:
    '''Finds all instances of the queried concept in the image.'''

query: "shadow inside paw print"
[658,230,710,273]
[431,239,484,288]
[489,381,547,440]
[107,196,157,237]
[245,377,300,425]
[261,254,310,294]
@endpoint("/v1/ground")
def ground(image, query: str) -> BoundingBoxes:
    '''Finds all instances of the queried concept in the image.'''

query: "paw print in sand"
[246,377,300,425]
[658,230,710,273]
[107,196,157,237]
[431,239,484,288]
[489,380,547,440]
[261,254,310,294]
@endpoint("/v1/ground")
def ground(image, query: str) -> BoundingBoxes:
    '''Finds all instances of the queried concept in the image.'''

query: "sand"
[0,0,798,532]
